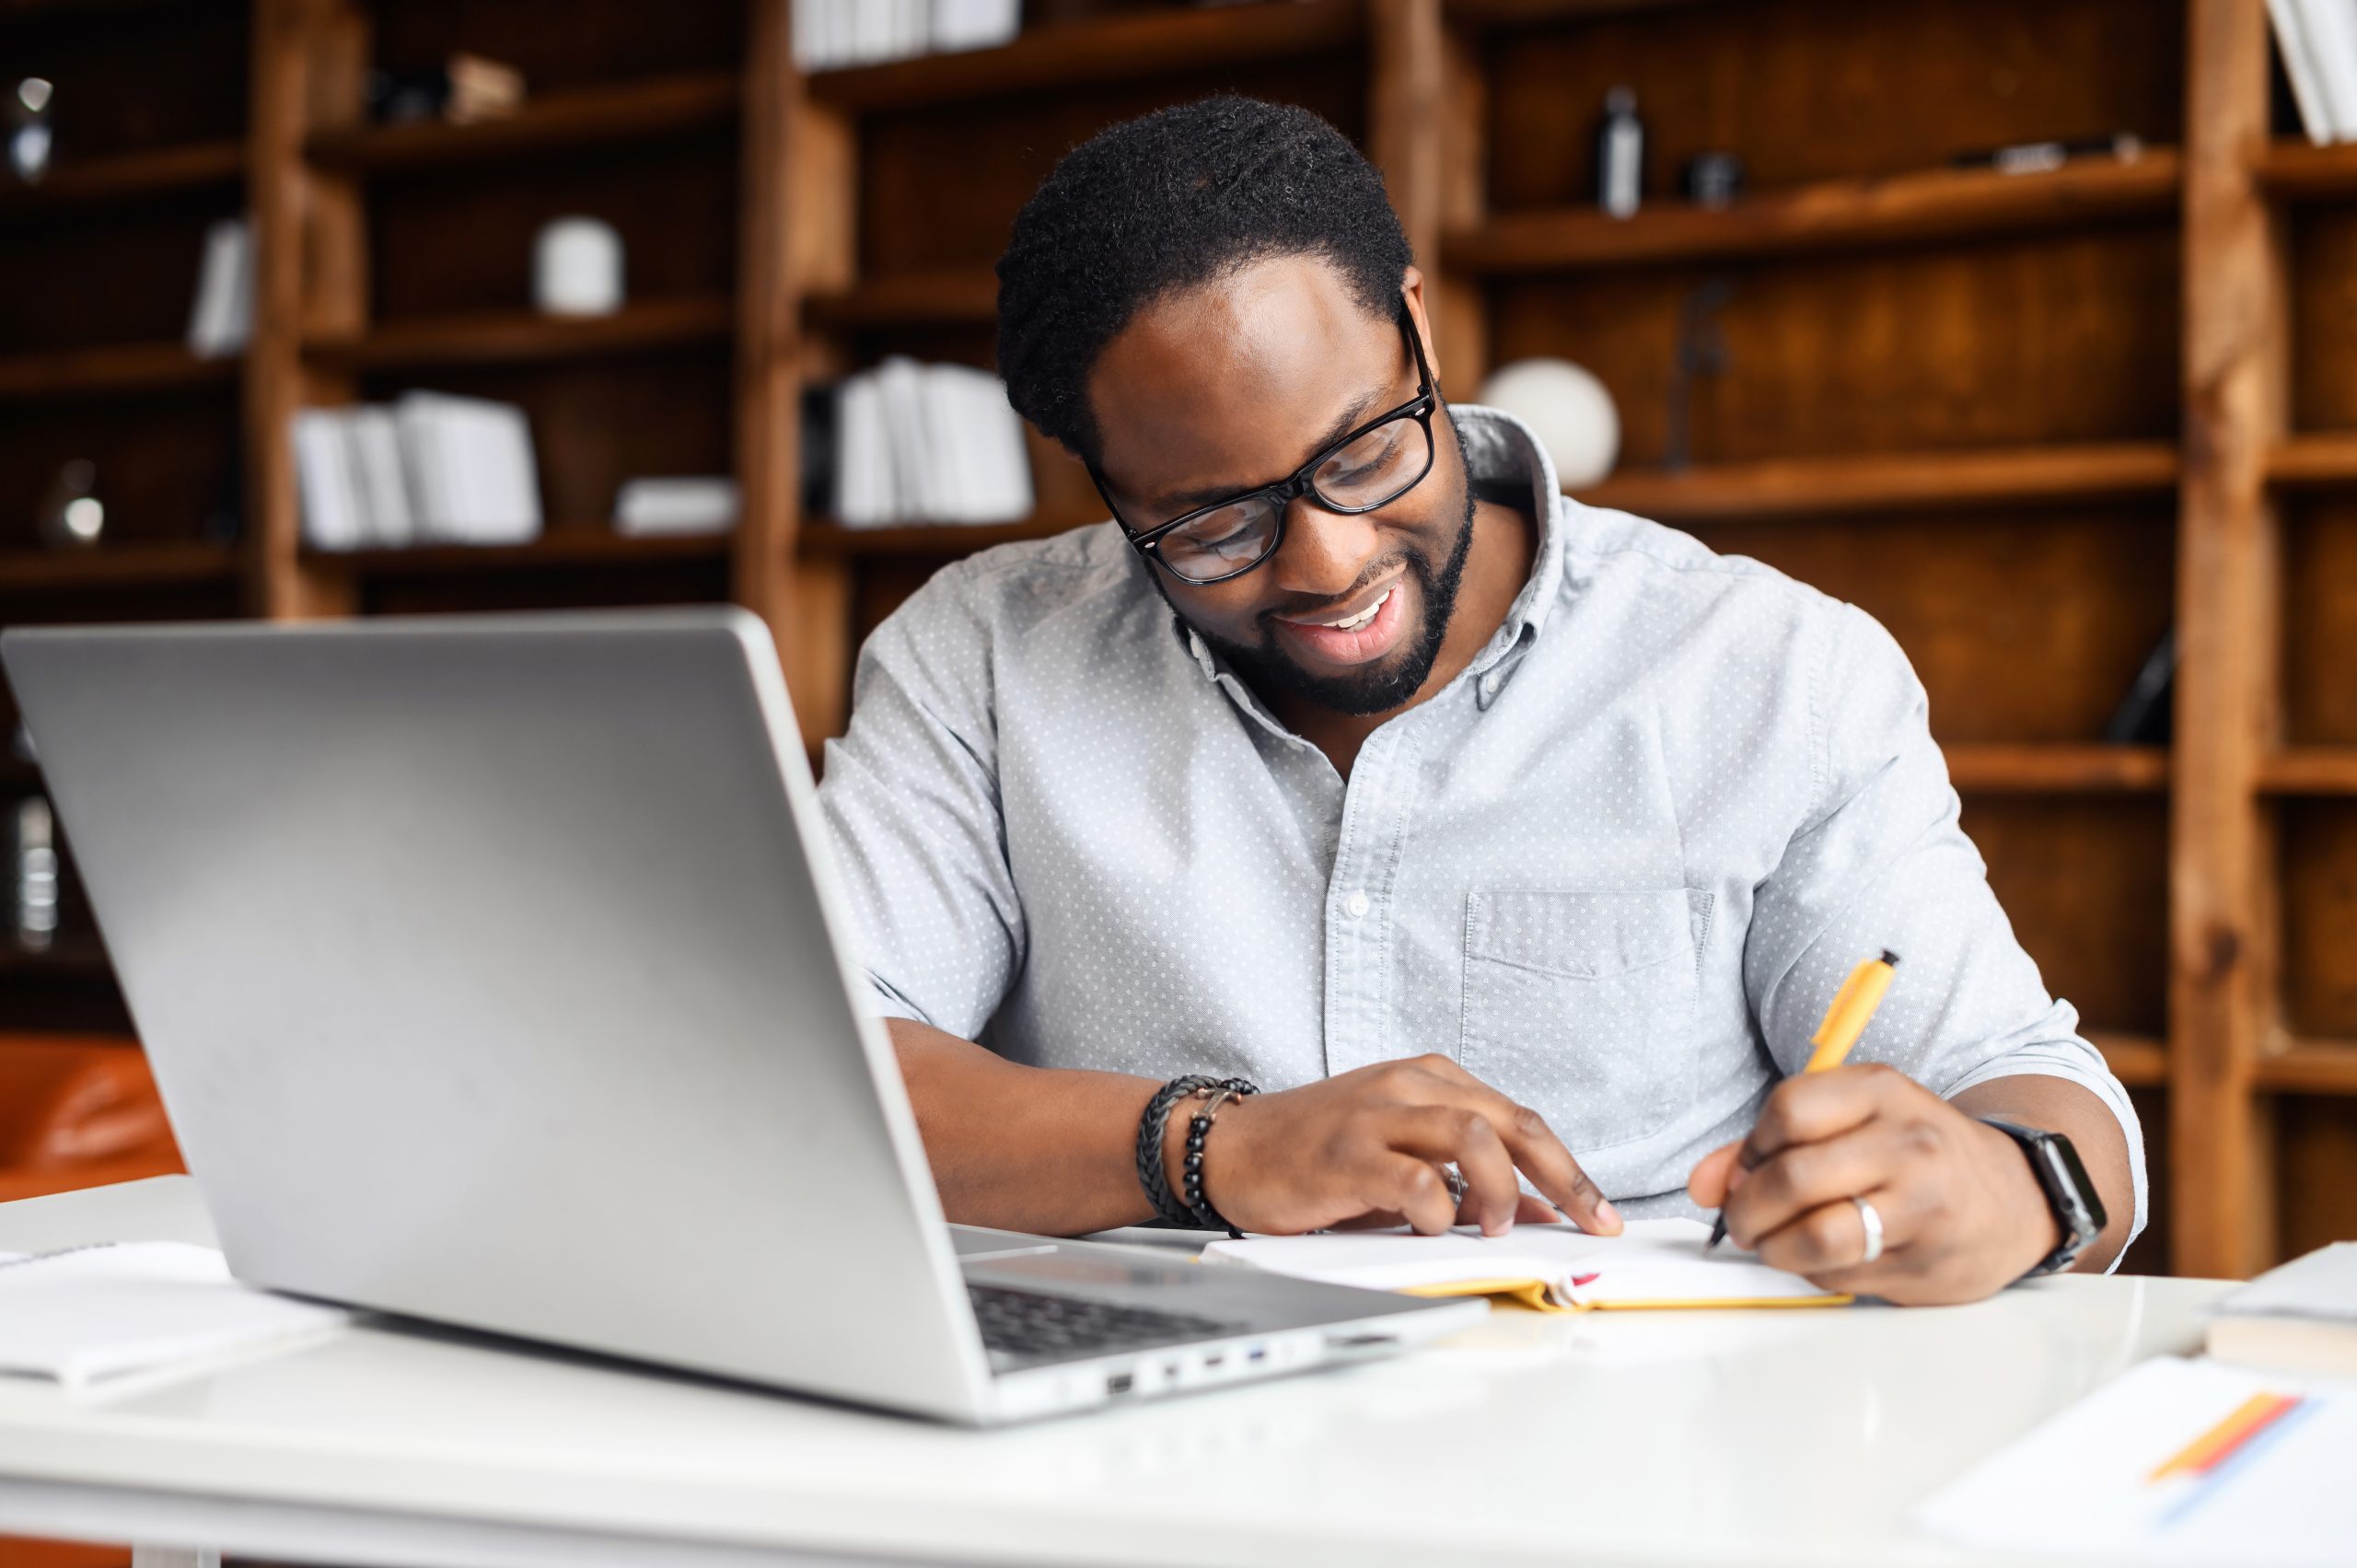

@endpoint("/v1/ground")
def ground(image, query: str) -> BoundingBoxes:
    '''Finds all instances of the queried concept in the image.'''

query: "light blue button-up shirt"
[819,405,2147,1237]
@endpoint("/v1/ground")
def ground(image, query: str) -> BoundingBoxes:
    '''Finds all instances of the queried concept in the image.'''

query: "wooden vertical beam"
[243,0,360,621]
[735,0,856,750]
[1367,0,1488,398]
[2173,0,2285,1280]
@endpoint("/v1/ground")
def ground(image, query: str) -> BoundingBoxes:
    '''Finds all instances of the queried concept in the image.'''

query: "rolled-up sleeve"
[1743,598,2148,1259]
[818,564,1025,1040]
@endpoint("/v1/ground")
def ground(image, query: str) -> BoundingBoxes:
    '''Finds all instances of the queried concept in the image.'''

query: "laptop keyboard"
[968,1283,1243,1367]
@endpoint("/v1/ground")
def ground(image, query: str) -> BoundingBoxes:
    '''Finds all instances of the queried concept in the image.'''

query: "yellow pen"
[1705,949,1899,1252]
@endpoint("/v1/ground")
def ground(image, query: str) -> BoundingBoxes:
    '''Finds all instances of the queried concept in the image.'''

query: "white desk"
[0,1178,2230,1568]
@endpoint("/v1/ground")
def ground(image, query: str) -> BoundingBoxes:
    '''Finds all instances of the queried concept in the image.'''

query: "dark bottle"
[1596,87,1644,219]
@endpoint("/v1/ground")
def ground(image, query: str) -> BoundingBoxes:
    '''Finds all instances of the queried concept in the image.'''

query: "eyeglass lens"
[1154,413,1434,582]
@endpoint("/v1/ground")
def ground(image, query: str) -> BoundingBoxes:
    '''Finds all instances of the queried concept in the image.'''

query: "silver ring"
[1443,1164,1468,1208]
[1852,1195,1885,1266]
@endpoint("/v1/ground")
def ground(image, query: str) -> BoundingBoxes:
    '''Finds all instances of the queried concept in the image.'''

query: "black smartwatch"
[1979,1118,2107,1277]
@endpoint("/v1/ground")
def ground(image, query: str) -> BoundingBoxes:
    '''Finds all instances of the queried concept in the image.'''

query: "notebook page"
[0,1241,352,1387]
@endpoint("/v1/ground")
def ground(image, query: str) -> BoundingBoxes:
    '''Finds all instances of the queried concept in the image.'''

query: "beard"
[1185,414,1478,719]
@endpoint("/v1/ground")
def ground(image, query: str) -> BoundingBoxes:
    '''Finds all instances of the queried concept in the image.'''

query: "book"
[614,476,737,537]
[829,360,1033,528]
[394,391,541,545]
[1202,1217,1850,1313]
[2272,0,2337,144]
[2205,1241,2357,1376]
[292,408,365,551]
[2298,0,2357,141]
[0,1241,351,1388]
[186,216,253,360]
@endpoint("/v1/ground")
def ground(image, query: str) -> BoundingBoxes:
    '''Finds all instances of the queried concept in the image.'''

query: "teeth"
[1317,587,1390,632]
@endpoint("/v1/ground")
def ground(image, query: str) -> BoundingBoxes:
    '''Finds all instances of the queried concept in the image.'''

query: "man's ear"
[1399,265,1439,389]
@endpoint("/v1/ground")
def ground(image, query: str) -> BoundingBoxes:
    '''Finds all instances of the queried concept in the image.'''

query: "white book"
[2272,0,2337,144]
[971,372,1033,521]
[343,405,414,547]
[2298,0,2357,141]
[292,408,364,551]
[186,216,253,359]
[395,392,540,544]
[850,0,895,63]
[874,356,934,521]
[932,0,1019,53]
[0,1242,352,1388]
[835,375,889,527]
[614,476,738,536]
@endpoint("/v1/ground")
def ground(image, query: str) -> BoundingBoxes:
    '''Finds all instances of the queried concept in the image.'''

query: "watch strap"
[1979,1117,2105,1277]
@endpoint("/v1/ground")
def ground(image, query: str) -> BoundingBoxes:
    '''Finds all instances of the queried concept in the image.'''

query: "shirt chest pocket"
[1458,889,1705,1155]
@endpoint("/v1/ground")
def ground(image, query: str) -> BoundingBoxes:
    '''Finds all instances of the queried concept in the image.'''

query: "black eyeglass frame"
[1086,306,1440,587]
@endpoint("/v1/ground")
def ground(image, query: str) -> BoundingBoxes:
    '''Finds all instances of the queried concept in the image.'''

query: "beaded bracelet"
[1181,1081,1260,1237]
[1134,1074,1259,1229]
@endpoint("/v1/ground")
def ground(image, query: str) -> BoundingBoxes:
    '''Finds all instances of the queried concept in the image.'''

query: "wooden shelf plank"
[2257,748,2357,795]
[807,0,1363,111]
[303,532,731,576]
[804,271,999,331]
[306,73,739,172]
[305,298,735,374]
[1574,442,2178,522]
[1447,151,2179,273]
[2259,1041,2357,1095]
[1945,744,2169,794]
[1445,0,1714,26]
[798,514,1101,557]
[0,341,238,402]
[2088,1031,2167,1088]
[0,140,243,212]
[2255,138,2357,202]
[2268,430,2357,486]
[0,543,239,593]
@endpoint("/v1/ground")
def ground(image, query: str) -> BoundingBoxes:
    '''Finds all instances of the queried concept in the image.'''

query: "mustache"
[1253,552,1422,633]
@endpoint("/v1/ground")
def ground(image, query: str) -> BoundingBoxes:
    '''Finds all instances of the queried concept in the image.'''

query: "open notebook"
[1202,1217,1850,1312]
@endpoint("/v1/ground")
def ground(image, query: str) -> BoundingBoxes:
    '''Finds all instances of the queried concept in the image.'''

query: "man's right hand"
[1185,1054,1621,1238]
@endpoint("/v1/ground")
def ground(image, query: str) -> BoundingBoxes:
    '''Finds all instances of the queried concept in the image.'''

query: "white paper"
[2271,0,2339,144]
[0,1242,351,1389]
[1202,1217,1841,1308]
[2298,0,2357,141]
[1915,1356,2357,1565]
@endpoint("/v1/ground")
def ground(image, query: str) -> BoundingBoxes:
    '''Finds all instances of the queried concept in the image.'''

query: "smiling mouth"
[1282,583,1395,633]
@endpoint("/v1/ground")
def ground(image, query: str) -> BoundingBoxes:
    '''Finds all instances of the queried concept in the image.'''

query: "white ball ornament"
[1477,358,1621,489]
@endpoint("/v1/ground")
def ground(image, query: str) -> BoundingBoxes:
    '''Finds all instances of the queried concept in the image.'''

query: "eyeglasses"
[1087,308,1439,587]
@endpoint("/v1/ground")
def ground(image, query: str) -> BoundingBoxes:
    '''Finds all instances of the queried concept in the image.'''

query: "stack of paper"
[2271,0,2357,143]
[1916,1356,2356,1564]
[794,0,1020,70]
[186,217,253,360]
[0,1241,352,1389]
[1203,1217,1850,1312]
[832,358,1033,528]
[295,392,542,551]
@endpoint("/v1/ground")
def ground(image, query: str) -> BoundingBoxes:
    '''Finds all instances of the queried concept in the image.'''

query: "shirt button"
[1344,890,1371,919]
[1480,673,1501,699]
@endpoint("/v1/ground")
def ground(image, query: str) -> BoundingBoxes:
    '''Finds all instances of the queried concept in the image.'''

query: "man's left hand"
[1685,1063,2061,1306]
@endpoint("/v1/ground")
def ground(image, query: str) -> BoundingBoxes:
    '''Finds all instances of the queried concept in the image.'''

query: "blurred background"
[0,0,2347,1307]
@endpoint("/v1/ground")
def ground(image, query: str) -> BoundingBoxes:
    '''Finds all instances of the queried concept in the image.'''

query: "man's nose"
[1269,492,1381,601]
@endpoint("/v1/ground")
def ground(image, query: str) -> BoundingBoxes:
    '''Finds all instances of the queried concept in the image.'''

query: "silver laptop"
[2,609,1483,1424]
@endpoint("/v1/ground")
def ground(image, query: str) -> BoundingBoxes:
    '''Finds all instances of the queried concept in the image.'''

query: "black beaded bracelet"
[1135,1074,1223,1227]
[1181,1082,1259,1237]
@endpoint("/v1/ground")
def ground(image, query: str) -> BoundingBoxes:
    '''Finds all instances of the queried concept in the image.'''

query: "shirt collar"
[1168,401,1571,692]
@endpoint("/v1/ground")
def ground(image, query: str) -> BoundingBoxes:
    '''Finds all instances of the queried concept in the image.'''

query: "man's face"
[1086,257,1474,717]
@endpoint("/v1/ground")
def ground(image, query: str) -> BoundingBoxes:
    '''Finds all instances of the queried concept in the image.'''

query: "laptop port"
[1106,1372,1133,1396]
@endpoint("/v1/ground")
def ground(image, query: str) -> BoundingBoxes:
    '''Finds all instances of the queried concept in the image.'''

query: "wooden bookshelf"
[0,544,239,594]
[2257,749,2357,796]
[305,73,740,172]
[301,532,730,577]
[2254,138,2357,201]
[806,0,1364,110]
[799,514,1097,558]
[304,298,735,374]
[0,140,244,211]
[1945,745,2170,795]
[2259,1042,2357,1097]
[1576,443,2178,522]
[804,272,1000,331]
[0,343,238,402]
[1449,152,2181,273]
[2268,431,2357,487]
[2090,1031,2168,1089]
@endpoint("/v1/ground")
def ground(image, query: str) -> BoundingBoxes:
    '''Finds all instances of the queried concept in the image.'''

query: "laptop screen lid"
[2,609,994,1422]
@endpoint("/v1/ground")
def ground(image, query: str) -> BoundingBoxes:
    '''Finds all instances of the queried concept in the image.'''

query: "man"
[819,96,2143,1305]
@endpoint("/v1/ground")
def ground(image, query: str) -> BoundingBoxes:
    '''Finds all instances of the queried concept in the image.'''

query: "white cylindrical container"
[533,216,624,317]
[1478,359,1621,490]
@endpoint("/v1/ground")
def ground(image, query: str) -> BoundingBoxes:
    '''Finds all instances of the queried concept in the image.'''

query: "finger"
[1686,1139,1744,1208]
[1745,1063,1908,1165]
[1376,1153,1458,1236]
[1750,1191,1906,1280]
[1386,1105,1520,1236]
[1724,1120,1912,1252]
[1513,1191,1562,1225]
[1441,1083,1620,1235]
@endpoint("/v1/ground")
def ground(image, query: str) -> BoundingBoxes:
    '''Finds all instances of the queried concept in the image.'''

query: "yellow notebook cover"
[1201,1217,1852,1313]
